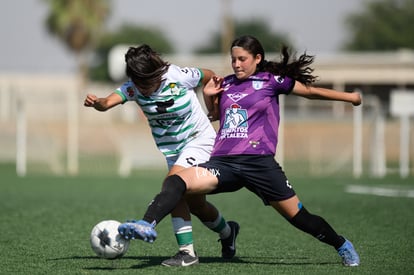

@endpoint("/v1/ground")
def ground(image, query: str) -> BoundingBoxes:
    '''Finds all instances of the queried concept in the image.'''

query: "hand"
[207,95,220,121]
[351,92,362,106]
[207,109,220,122]
[84,94,98,107]
[204,76,224,96]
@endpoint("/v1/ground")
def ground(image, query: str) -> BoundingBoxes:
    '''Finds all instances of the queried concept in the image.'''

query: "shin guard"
[143,175,187,225]
[288,206,345,249]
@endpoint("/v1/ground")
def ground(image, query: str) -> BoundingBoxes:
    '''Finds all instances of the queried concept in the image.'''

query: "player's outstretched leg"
[118,220,157,243]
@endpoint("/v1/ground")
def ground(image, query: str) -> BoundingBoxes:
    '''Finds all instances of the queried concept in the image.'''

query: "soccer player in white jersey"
[84,44,239,267]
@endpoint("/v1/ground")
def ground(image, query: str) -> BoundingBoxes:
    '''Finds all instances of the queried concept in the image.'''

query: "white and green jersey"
[115,64,216,157]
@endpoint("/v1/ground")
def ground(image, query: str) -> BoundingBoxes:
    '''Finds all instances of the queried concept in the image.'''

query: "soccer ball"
[90,220,130,259]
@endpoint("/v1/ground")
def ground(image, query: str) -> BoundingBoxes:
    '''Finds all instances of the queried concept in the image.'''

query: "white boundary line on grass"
[346,185,414,198]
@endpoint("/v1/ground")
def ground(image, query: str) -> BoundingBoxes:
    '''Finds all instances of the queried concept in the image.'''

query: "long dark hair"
[231,35,317,85]
[125,44,169,87]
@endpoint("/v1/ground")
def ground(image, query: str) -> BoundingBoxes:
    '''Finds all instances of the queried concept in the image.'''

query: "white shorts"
[166,133,215,170]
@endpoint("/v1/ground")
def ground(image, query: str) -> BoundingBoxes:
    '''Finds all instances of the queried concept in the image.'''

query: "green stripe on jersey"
[152,124,194,138]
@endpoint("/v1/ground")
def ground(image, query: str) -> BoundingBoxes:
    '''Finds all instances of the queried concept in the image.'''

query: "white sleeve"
[115,80,138,102]
[168,64,202,89]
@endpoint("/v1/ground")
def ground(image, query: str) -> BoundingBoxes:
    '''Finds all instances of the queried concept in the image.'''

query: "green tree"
[344,0,414,51]
[43,0,110,175]
[90,24,174,82]
[44,0,110,75]
[195,19,292,54]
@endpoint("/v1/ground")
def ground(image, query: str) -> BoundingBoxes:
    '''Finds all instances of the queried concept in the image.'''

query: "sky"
[0,0,365,74]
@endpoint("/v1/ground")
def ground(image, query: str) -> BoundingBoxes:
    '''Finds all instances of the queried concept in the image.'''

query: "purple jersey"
[211,72,295,157]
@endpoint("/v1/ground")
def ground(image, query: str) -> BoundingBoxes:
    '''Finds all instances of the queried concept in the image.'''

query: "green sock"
[203,214,230,239]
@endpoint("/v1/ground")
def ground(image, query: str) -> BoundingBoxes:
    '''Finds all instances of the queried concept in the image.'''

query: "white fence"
[0,73,412,178]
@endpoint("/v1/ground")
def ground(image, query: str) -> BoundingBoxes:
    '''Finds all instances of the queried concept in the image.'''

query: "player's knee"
[143,175,188,224]
[163,175,187,195]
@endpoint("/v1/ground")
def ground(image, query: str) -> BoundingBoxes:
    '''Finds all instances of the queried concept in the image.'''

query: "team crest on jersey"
[168,83,181,95]
[252,80,264,90]
[227,92,248,102]
[127,87,135,97]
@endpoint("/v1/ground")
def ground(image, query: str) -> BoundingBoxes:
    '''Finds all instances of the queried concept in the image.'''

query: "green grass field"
[1,163,413,275]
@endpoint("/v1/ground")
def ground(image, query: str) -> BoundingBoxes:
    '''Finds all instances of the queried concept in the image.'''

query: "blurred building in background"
[0,51,413,178]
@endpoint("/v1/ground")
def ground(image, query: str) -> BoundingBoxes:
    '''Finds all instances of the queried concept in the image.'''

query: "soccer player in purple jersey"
[118,36,361,267]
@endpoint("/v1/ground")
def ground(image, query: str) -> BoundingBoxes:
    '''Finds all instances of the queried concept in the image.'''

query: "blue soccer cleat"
[337,239,360,266]
[118,220,157,243]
